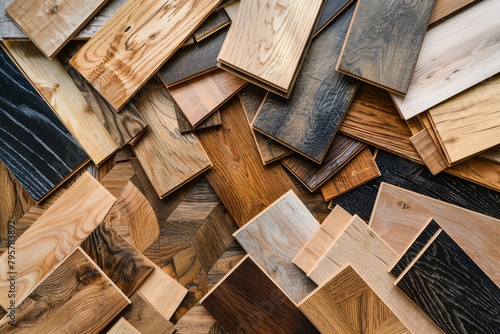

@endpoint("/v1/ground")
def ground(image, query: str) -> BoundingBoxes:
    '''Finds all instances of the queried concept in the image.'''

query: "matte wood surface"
[175,304,225,334]
[253,7,360,163]
[131,77,212,198]
[233,191,319,303]
[193,9,230,42]
[370,183,500,284]
[320,147,380,201]
[218,0,323,96]
[0,173,116,309]
[201,256,319,334]
[480,145,500,164]
[169,68,247,127]
[395,225,500,334]
[0,248,130,333]
[410,129,449,175]
[5,0,109,58]
[299,265,410,334]
[223,0,239,20]
[429,0,478,25]
[4,41,119,166]
[391,0,500,119]
[446,156,500,192]
[336,0,434,95]
[0,45,88,202]
[315,0,353,35]
[282,135,366,192]
[176,104,222,133]
[70,0,221,111]
[308,216,443,334]
[196,96,297,227]
[107,318,141,334]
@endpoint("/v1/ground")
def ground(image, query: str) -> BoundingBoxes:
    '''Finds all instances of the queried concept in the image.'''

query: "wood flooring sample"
[299,265,410,334]
[70,0,220,111]
[0,248,130,333]
[429,0,478,25]
[391,0,500,119]
[410,129,449,175]
[193,9,230,42]
[5,0,110,58]
[393,223,500,334]
[201,256,319,334]
[253,6,359,163]
[315,0,354,35]
[218,0,323,97]
[131,77,212,198]
[107,318,141,334]
[176,106,222,133]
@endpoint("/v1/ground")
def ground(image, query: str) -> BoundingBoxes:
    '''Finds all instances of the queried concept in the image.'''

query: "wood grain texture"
[5,0,110,58]
[233,191,318,303]
[308,216,443,334]
[100,160,136,198]
[177,105,222,133]
[410,129,449,175]
[0,172,116,309]
[218,0,323,96]
[70,0,220,111]
[446,156,500,192]
[429,0,478,25]
[0,248,130,333]
[480,145,500,164]
[253,6,359,163]
[196,96,296,227]
[282,135,366,192]
[107,318,141,334]
[193,9,230,42]
[299,265,410,334]
[315,0,353,36]
[0,45,88,202]
[394,225,500,334]
[201,256,319,334]
[223,0,239,20]
[320,147,380,201]
[175,304,224,334]
[169,68,247,127]
[391,0,500,119]
[369,182,500,284]
[131,77,212,198]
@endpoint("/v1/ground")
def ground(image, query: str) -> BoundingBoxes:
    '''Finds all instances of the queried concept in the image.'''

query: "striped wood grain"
[107,318,141,334]
[410,129,449,175]
[315,0,353,36]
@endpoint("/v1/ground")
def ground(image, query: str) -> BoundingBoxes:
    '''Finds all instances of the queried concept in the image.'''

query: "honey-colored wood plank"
[446,157,500,192]
[193,9,230,42]
[120,293,175,334]
[429,0,478,25]
[70,0,220,111]
[107,318,141,334]
[410,129,449,175]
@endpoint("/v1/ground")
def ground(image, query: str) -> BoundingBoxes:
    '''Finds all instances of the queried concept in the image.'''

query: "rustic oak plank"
[253,6,359,163]
[193,9,230,42]
[119,293,175,334]
[176,105,222,133]
[315,0,354,36]
[70,0,220,110]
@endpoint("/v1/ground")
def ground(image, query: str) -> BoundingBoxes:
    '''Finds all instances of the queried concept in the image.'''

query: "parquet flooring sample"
[282,135,366,192]
[393,223,500,334]
[169,68,247,127]
[315,0,354,36]
[0,45,88,202]
[0,248,130,333]
[217,0,323,97]
[176,105,222,133]
[391,0,500,119]
[196,96,296,227]
[336,0,434,95]
[308,215,443,334]
[4,41,119,166]
[70,0,220,111]
[429,0,478,25]
[253,7,359,163]
[233,191,318,303]
[107,318,141,334]
[193,9,230,42]
[131,77,212,198]
[200,256,319,334]
[369,183,500,284]
[5,0,110,58]
[0,172,116,309]
[120,293,176,334]
[299,265,410,334]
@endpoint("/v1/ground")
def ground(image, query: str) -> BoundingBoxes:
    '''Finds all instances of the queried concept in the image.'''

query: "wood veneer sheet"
[70,0,221,110]
[218,0,323,97]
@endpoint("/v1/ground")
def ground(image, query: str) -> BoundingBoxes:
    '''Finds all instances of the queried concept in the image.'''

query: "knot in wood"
[398,201,408,210]
[44,5,59,15]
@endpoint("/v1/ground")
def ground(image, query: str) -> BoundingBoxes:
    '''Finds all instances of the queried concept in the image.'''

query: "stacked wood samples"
[176,107,222,134]
[193,9,230,42]
[253,6,360,163]
[217,0,324,97]
[315,0,353,35]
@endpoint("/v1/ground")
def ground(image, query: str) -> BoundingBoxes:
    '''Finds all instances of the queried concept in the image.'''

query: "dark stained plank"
[282,135,366,192]
[394,223,500,334]
[193,9,230,42]
[201,256,319,334]
[253,6,360,163]
[336,0,434,95]
[0,45,88,203]
[314,0,354,36]
[176,104,222,133]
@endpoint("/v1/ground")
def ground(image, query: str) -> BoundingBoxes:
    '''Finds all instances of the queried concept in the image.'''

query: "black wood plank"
[0,45,88,202]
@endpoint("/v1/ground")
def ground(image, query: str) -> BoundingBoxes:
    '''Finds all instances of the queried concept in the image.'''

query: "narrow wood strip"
[410,129,449,175]
[176,105,222,134]
[193,9,230,42]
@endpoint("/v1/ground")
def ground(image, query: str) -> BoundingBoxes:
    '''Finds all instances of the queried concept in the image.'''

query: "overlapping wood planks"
[315,0,353,35]
[193,9,230,42]
[429,0,479,25]
[107,318,141,334]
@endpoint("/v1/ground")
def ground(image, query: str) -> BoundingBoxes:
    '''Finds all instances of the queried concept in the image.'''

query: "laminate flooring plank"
[193,9,230,42]
[233,191,318,303]
[196,96,296,227]
[169,68,247,127]
[70,0,221,111]
[200,256,319,334]
[4,41,119,165]
[394,224,500,334]
[429,0,478,25]
[218,0,323,97]
[253,6,359,163]
[5,0,110,58]
[282,135,366,192]
[391,0,500,119]
[336,0,434,95]
[0,45,88,202]
[120,293,176,334]
[410,129,449,175]
[176,105,222,133]
[445,156,500,192]
[130,77,212,198]
[107,318,141,334]
[370,183,500,284]
[314,0,354,36]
